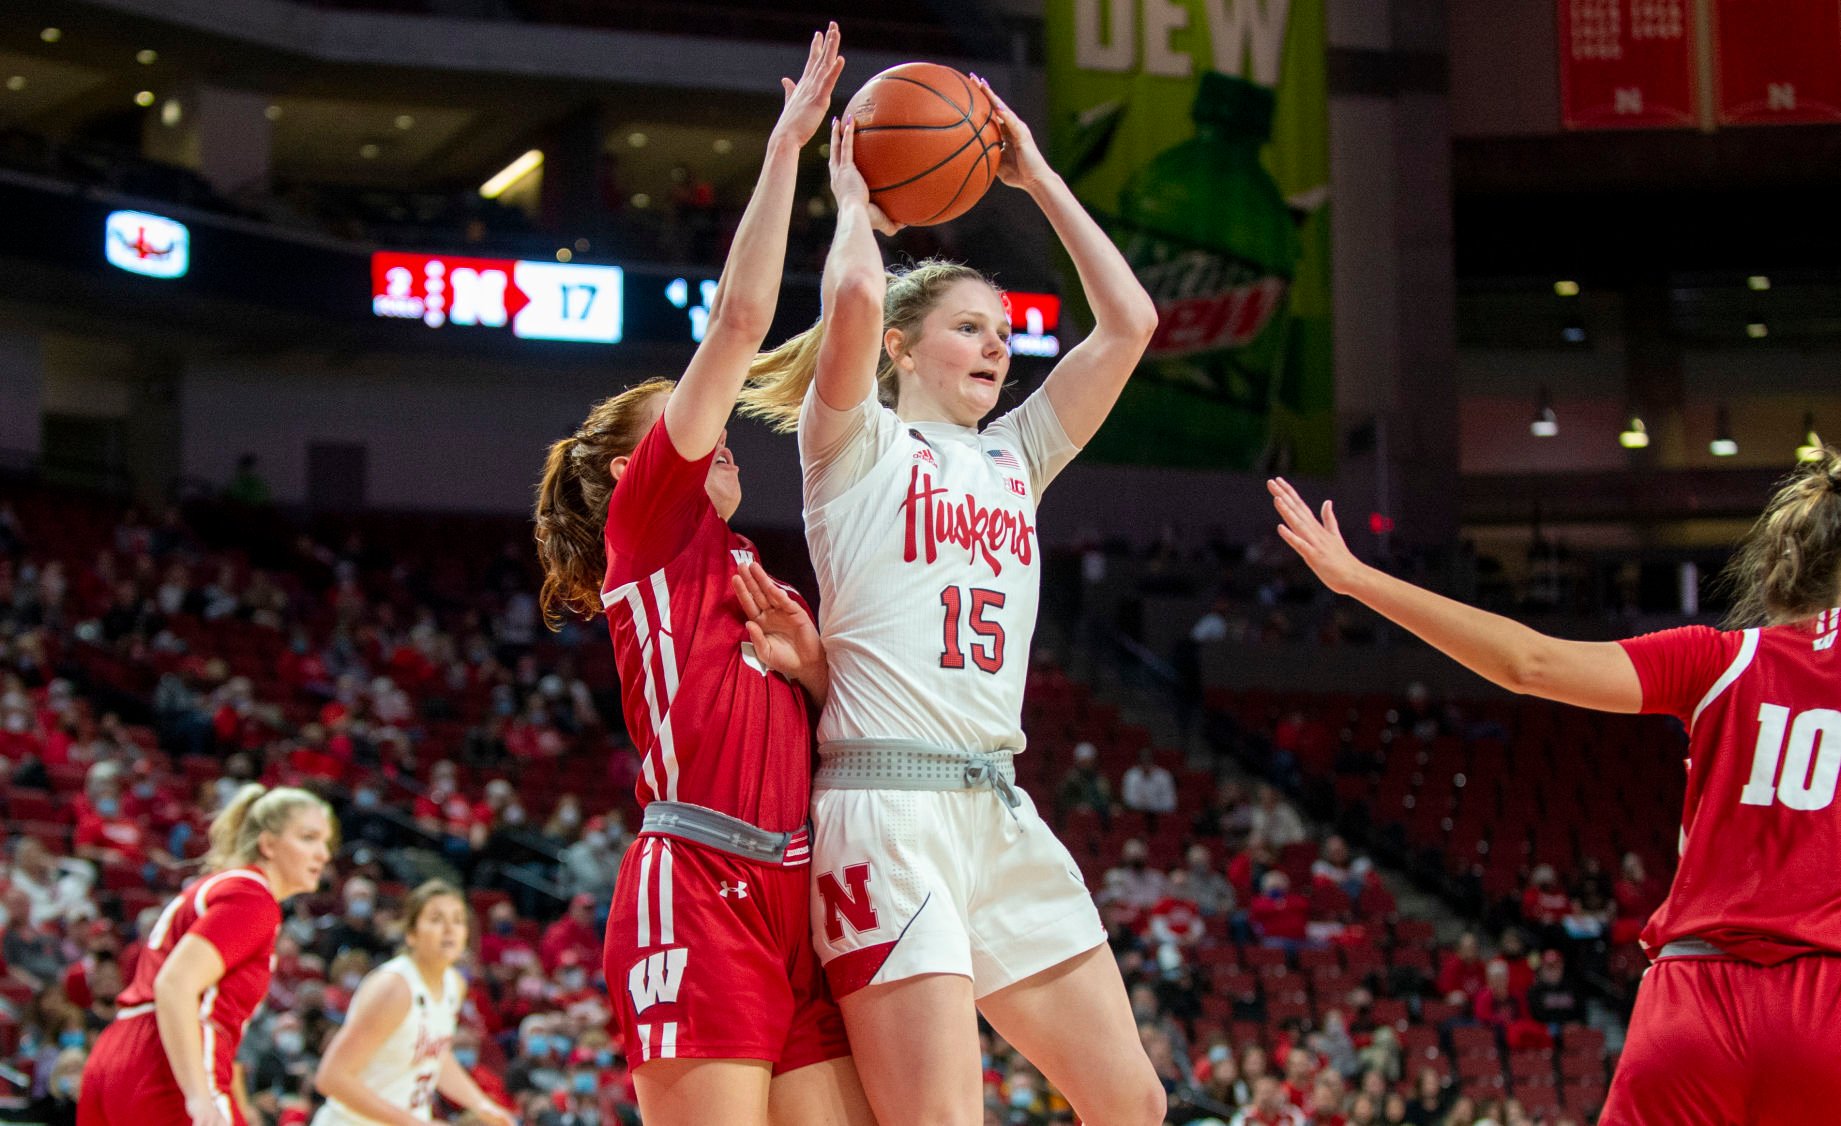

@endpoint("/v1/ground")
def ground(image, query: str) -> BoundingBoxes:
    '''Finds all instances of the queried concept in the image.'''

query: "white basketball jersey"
[799,385,1077,756]
[311,956,462,1126]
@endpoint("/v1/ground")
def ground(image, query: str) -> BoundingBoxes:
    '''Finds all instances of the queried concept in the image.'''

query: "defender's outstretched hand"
[1268,477,1368,597]
[732,561,826,685]
[774,23,845,146]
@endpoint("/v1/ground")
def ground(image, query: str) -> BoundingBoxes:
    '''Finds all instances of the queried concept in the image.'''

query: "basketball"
[843,62,1003,227]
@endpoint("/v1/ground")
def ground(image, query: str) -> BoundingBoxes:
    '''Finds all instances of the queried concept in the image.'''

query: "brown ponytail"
[738,259,997,434]
[1720,446,1841,627]
[534,378,676,630]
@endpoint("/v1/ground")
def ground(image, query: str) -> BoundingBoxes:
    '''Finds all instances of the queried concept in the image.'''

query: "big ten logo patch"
[815,863,880,942]
[626,947,689,1014]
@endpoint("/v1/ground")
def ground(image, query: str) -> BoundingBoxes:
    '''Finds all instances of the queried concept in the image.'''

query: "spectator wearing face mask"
[451,1026,513,1112]
[1248,871,1311,953]
[8,836,97,927]
[1055,740,1112,827]
[31,1046,88,1126]
[559,817,625,902]
[316,878,391,963]
[1121,747,1178,820]
[552,950,597,1010]
[1102,838,1168,915]
[539,896,600,974]
[1180,844,1237,918]
[3,885,67,987]
[245,1011,317,1097]
[506,1016,568,1095]
[1247,785,1307,851]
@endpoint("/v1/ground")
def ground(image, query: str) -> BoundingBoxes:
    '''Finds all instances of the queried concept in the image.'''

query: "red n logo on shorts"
[816,863,880,942]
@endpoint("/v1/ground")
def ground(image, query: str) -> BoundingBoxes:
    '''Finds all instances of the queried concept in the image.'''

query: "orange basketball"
[843,62,1003,227]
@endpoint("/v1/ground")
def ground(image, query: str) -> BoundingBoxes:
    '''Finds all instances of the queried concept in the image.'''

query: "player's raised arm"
[1268,476,1643,713]
[662,23,843,461]
[806,115,901,451]
[976,76,1158,446]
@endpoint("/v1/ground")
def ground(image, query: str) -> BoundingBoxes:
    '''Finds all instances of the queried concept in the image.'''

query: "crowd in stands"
[0,480,1625,1125]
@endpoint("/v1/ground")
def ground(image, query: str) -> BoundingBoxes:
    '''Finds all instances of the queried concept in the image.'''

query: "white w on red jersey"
[1620,615,1841,964]
[798,386,1078,756]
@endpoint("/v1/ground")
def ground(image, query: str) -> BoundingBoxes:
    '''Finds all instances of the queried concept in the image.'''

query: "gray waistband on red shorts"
[815,738,1022,812]
[639,801,811,867]
[1656,937,1726,959]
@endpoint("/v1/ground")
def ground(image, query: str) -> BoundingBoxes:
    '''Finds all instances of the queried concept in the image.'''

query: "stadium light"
[1796,413,1823,462]
[1530,387,1558,438]
[1710,406,1737,457]
[480,149,543,200]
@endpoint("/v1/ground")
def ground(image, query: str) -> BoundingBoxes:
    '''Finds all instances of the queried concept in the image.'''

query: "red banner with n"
[1558,0,1699,129]
[1715,0,1841,125]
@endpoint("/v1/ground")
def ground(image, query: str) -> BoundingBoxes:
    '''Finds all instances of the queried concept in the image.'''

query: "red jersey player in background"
[531,23,873,1126]
[1270,456,1841,1126]
[78,785,333,1126]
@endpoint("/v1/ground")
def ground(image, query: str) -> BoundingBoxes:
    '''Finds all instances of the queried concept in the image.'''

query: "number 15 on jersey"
[940,586,1006,673]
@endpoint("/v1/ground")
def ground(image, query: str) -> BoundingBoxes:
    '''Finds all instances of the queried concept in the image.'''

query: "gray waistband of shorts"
[816,739,1021,811]
[640,801,810,866]
[1656,937,1726,959]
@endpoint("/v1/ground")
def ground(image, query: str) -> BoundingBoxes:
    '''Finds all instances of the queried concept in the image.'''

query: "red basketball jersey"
[113,868,281,1089]
[1620,613,1841,964]
[600,417,814,833]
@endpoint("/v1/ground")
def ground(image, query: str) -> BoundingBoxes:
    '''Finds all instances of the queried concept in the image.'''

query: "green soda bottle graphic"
[1117,70,1302,419]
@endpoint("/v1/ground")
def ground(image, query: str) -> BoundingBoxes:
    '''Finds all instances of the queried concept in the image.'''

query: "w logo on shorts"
[816,863,880,942]
[626,947,688,1014]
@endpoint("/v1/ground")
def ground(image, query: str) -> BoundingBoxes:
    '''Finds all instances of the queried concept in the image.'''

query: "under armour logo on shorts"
[719,881,749,899]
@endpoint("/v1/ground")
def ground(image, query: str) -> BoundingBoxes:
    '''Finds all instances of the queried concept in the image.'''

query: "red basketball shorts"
[78,1013,242,1126]
[1601,953,1841,1125]
[604,834,849,1074]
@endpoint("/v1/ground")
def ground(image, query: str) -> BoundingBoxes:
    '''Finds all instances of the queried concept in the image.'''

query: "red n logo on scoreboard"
[816,863,880,942]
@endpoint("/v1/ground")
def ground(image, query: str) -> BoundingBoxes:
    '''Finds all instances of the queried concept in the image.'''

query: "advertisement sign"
[105,210,190,278]
[1714,0,1841,125]
[1046,0,1333,472]
[1557,0,1699,129]
[371,252,624,343]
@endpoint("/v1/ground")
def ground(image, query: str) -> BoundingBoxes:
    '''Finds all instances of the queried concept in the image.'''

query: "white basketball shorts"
[808,784,1105,999]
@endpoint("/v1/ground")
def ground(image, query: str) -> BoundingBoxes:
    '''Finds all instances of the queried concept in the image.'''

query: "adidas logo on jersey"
[1816,608,1839,651]
[719,881,748,899]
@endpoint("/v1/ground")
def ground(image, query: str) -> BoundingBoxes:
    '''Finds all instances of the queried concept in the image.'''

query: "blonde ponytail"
[737,320,826,434]
[739,260,995,434]
[203,783,334,872]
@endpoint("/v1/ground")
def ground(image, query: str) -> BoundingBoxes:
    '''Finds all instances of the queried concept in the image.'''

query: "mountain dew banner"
[1046,0,1333,472]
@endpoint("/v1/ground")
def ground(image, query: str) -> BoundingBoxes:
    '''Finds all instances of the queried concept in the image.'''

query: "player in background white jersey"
[740,79,1162,1126]
[312,882,512,1126]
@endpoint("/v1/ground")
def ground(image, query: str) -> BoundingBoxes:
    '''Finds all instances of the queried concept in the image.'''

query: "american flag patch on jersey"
[988,448,1022,470]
